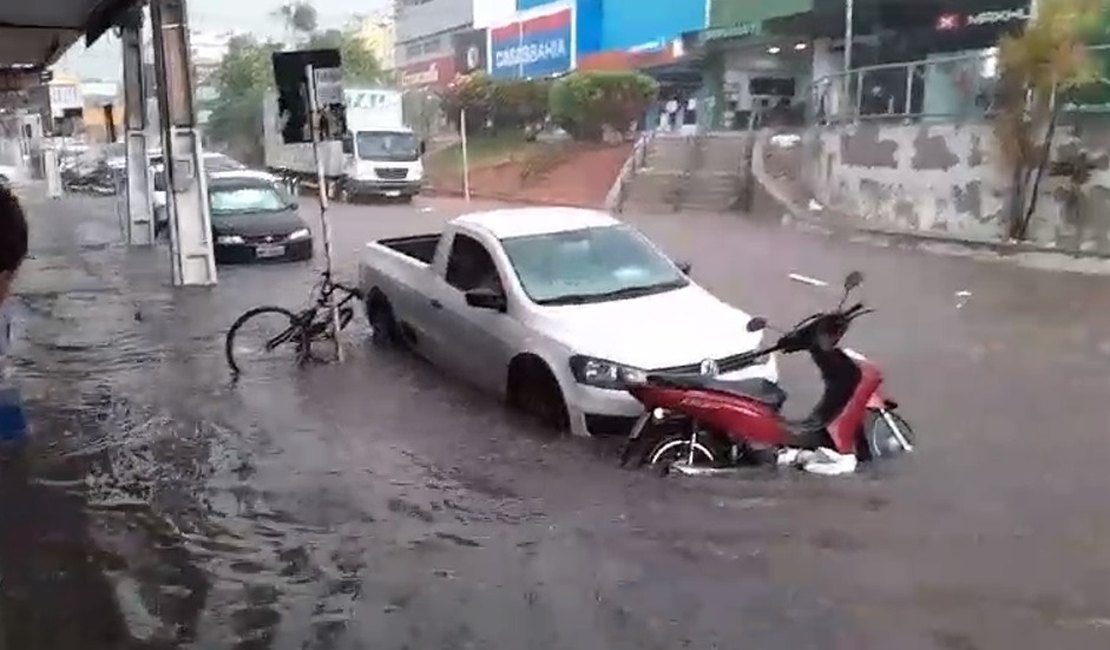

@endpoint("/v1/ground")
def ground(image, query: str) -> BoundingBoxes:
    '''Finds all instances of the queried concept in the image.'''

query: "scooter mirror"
[845,271,864,291]
[746,317,768,332]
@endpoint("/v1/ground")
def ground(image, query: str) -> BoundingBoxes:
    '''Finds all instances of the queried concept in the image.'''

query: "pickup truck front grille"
[375,167,407,180]
[652,351,760,375]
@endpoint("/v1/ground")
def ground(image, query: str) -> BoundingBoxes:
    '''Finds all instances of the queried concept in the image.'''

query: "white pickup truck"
[358,207,777,437]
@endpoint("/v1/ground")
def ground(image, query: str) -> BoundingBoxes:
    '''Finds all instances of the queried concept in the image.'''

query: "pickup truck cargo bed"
[378,234,440,264]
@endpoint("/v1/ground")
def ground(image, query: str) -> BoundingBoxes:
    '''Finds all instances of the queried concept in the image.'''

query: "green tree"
[305,28,384,85]
[206,35,281,165]
[993,0,1105,240]
[273,1,318,44]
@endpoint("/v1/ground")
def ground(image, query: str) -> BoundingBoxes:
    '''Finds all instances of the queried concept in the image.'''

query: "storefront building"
[488,1,577,80]
[394,0,476,90]
[516,0,602,58]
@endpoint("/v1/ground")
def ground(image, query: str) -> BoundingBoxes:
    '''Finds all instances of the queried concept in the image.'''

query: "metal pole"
[460,108,471,202]
[306,63,343,363]
[904,64,914,115]
[844,0,854,74]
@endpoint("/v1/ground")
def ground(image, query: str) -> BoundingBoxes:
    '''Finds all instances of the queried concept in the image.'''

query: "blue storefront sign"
[489,6,575,80]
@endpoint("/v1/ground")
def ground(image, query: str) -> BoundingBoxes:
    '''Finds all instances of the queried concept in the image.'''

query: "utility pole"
[844,0,854,74]
[120,6,154,245]
[150,0,217,286]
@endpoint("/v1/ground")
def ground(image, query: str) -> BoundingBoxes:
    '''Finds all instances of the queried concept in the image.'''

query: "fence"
[809,43,1110,124]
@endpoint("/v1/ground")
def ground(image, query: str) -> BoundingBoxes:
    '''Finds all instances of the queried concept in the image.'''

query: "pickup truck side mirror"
[419,141,427,156]
[676,261,692,275]
[341,133,354,155]
[465,287,506,312]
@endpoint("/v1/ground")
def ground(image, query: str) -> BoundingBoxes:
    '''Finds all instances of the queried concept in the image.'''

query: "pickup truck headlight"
[216,234,244,245]
[569,355,644,390]
[288,228,311,241]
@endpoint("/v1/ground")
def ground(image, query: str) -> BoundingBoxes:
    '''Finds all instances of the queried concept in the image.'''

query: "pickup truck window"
[501,225,688,306]
[445,234,504,293]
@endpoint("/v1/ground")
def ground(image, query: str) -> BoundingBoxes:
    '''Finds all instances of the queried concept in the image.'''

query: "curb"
[422,186,604,210]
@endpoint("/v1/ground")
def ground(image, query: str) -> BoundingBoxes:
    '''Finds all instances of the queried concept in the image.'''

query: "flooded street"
[5,194,1110,649]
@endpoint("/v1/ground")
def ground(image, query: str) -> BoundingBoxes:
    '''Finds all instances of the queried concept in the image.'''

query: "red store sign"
[399,56,457,89]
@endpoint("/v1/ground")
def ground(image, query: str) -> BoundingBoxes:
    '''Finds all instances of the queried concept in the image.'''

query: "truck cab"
[341,127,424,201]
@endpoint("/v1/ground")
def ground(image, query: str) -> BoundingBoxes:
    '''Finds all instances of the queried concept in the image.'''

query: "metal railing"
[808,43,1110,124]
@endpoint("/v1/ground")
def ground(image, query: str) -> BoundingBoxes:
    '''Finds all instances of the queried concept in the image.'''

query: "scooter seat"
[646,374,787,411]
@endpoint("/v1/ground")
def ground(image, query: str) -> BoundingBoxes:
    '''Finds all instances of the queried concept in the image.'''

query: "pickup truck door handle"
[429,299,443,309]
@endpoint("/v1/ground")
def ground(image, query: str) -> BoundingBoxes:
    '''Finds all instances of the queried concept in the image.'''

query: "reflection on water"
[3,242,546,649]
[3,224,473,649]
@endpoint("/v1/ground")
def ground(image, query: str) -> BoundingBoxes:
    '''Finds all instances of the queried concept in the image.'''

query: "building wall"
[805,119,1110,253]
[600,0,702,52]
[395,0,474,56]
[710,0,812,28]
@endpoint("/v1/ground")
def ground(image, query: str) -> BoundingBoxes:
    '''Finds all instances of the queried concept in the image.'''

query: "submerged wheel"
[508,358,569,432]
[858,410,916,461]
[225,306,304,375]
[365,293,403,346]
[646,434,717,474]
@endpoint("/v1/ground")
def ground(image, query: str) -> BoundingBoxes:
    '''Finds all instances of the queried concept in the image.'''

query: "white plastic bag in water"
[777,447,858,476]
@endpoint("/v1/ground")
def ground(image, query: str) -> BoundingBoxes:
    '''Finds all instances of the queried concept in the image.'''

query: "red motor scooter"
[618,271,915,474]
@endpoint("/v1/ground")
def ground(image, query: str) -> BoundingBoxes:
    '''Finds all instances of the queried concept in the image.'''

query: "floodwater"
[5,195,1110,649]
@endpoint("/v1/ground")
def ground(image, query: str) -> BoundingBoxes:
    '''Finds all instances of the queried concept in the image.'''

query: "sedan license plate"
[255,244,286,258]
[383,190,401,197]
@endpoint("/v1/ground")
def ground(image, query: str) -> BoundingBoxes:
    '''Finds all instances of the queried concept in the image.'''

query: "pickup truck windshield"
[501,226,688,305]
[356,131,419,162]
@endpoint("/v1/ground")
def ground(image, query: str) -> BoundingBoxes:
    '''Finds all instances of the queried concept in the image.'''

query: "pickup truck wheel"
[366,294,402,346]
[509,360,568,432]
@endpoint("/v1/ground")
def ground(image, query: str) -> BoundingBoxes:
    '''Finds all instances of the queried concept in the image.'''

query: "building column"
[150,0,217,286]
[121,8,154,245]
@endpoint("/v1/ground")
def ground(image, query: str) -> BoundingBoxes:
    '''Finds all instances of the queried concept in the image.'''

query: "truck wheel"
[508,357,568,432]
[366,293,402,347]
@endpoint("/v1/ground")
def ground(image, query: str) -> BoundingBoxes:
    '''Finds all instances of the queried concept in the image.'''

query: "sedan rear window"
[210,186,286,215]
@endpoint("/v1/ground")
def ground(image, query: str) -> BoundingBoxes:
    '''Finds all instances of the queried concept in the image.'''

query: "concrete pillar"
[121,8,154,245]
[150,0,217,286]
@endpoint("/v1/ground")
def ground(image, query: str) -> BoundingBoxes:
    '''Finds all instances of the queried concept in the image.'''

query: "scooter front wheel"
[647,434,718,475]
[859,409,916,461]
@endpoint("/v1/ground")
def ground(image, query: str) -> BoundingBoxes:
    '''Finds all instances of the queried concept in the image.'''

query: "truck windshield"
[501,226,689,306]
[355,131,419,162]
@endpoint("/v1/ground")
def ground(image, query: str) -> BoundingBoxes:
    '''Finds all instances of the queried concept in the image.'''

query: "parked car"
[152,154,267,232]
[358,208,777,437]
[207,171,313,264]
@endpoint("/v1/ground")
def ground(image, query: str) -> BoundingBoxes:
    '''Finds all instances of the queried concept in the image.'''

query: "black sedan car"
[208,172,314,264]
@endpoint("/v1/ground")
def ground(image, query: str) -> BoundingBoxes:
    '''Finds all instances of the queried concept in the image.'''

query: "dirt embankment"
[428,141,631,209]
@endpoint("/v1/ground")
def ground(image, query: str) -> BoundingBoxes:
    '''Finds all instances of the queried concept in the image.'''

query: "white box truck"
[262,87,425,201]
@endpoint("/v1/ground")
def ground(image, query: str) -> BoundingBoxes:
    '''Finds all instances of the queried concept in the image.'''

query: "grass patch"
[427,131,545,174]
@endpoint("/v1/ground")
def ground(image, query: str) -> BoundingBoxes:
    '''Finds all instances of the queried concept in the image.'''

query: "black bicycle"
[225,271,364,375]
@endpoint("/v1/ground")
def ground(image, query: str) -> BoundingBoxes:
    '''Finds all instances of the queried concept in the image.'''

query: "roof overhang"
[0,0,140,72]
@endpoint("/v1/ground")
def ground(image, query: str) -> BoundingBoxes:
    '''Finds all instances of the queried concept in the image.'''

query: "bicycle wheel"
[225,306,304,375]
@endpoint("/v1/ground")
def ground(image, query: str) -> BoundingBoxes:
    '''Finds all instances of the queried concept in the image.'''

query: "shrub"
[493,79,550,134]
[441,74,551,136]
[439,73,496,133]
[549,71,658,141]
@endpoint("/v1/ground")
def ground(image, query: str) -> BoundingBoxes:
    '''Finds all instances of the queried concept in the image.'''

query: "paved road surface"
[4,194,1110,649]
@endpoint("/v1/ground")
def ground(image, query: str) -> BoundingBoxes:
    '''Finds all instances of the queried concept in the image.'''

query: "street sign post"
[272,49,348,362]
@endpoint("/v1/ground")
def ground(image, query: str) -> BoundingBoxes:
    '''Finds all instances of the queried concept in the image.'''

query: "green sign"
[701,21,763,43]
[709,0,814,30]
